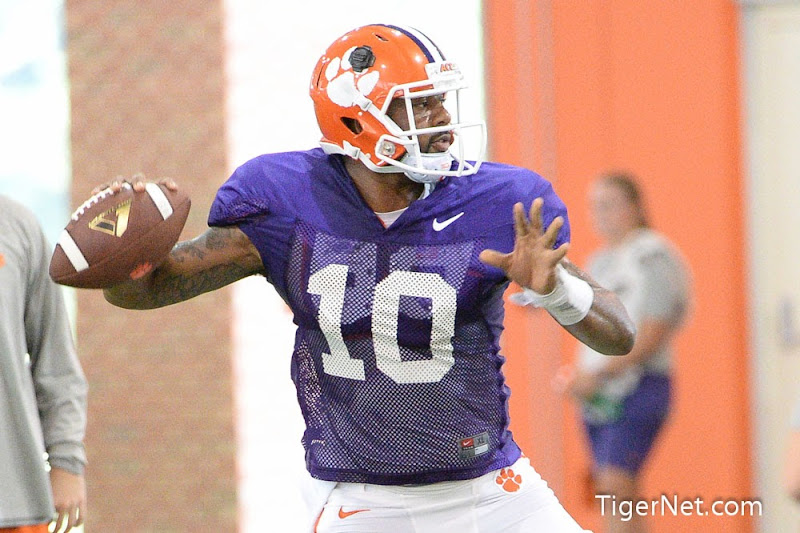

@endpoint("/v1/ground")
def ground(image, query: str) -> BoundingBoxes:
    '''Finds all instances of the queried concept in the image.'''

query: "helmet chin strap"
[400,151,454,184]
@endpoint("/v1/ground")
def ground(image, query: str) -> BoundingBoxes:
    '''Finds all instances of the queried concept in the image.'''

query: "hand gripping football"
[49,182,191,288]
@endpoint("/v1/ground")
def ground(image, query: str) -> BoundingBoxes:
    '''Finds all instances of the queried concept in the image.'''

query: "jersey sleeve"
[534,179,571,248]
[508,170,571,248]
[208,157,272,227]
[472,165,571,266]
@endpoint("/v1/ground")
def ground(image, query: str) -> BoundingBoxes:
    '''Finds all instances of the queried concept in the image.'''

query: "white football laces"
[70,183,132,222]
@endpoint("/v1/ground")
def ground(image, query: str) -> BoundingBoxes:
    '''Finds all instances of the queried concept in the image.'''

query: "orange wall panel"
[484,0,568,494]
[485,2,752,532]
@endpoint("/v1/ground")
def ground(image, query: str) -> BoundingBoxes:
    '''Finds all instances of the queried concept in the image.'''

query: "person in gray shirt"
[554,172,691,533]
[0,195,87,532]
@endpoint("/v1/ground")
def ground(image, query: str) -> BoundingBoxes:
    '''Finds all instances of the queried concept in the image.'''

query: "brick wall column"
[66,2,236,530]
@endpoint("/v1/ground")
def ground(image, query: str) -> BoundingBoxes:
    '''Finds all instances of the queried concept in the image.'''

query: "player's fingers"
[528,198,544,235]
[91,178,119,196]
[478,249,511,271]
[62,505,78,532]
[159,177,178,191]
[130,172,147,192]
[75,500,86,527]
[512,202,528,238]
[111,175,128,192]
[542,216,564,248]
[53,509,65,533]
[91,175,129,195]
[552,242,570,264]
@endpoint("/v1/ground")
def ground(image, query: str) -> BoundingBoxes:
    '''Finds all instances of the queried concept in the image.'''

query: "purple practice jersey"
[209,148,570,485]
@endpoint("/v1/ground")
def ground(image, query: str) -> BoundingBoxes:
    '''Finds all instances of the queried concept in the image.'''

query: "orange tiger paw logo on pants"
[496,468,523,493]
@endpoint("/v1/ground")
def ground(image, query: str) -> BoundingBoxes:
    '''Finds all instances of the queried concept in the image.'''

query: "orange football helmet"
[309,24,485,183]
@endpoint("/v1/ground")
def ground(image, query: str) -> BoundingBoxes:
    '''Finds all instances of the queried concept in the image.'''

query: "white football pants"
[309,457,590,532]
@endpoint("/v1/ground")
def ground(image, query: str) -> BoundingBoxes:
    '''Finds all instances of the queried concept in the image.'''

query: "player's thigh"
[474,458,590,532]
[314,482,415,533]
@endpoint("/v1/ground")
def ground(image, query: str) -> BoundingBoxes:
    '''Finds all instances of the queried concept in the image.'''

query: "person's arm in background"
[556,246,690,398]
[557,318,674,398]
[784,403,800,502]
[26,220,88,532]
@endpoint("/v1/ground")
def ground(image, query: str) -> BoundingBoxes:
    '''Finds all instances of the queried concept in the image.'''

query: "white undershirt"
[375,207,407,228]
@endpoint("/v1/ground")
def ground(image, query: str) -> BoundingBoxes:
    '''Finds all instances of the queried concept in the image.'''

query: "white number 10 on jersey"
[308,264,457,384]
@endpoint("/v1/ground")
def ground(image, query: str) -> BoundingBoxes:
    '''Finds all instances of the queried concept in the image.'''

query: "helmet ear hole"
[341,117,363,135]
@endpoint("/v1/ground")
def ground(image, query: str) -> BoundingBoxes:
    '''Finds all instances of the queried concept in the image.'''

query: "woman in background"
[555,171,691,533]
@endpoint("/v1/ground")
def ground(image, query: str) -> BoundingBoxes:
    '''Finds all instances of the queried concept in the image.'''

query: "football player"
[103,24,634,532]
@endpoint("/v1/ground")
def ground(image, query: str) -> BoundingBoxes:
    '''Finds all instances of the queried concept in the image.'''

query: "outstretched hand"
[90,172,178,196]
[479,198,569,294]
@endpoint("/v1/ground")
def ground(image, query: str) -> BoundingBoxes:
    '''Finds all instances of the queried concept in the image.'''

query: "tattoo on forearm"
[204,226,240,250]
[147,262,252,307]
[137,227,259,308]
[172,240,206,262]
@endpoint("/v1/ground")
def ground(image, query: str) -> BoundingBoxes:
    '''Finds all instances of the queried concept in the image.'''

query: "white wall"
[741,3,800,531]
[222,3,485,531]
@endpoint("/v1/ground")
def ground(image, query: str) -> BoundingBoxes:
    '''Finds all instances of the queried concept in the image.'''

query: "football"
[49,182,191,289]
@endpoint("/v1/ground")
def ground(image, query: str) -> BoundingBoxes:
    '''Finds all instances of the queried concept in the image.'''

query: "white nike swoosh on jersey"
[432,212,465,231]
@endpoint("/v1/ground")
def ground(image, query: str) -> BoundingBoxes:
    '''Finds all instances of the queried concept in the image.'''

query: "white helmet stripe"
[383,25,445,63]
